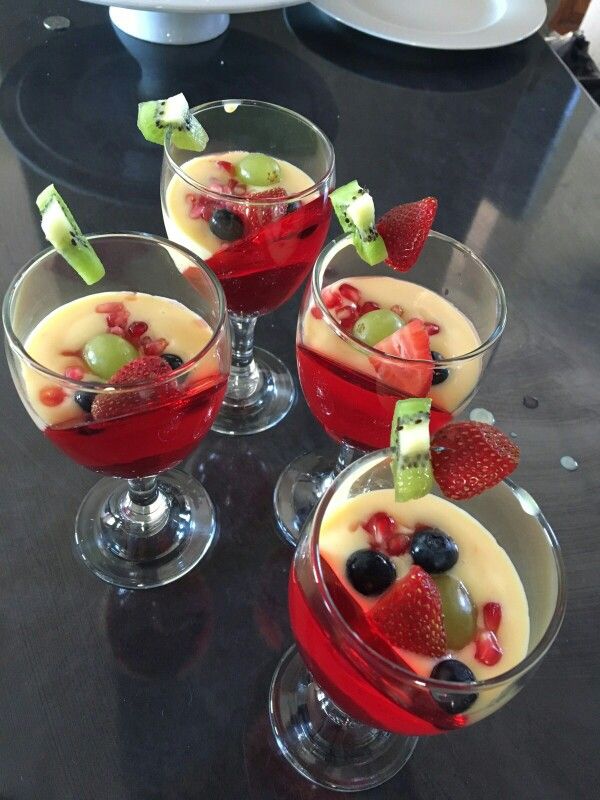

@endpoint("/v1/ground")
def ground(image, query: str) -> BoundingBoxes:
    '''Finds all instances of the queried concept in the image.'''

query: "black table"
[0,3,598,799]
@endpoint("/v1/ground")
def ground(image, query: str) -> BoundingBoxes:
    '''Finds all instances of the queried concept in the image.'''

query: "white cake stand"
[80,0,303,45]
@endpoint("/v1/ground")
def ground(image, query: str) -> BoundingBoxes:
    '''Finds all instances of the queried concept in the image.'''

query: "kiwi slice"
[390,397,433,502]
[137,93,208,152]
[36,185,105,286]
[331,180,387,266]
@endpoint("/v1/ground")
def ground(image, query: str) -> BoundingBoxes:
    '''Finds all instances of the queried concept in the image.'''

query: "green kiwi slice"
[330,180,387,266]
[36,185,105,285]
[137,93,208,152]
[390,397,433,501]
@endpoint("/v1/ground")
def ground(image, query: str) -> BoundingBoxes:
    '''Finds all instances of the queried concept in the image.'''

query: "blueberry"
[431,351,449,385]
[346,549,396,596]
[74,391,94,413]
[286,201,302,214]
[410,528,458,573]
[430,659,478,714]
[162,353,184,370]
[209,208,244,242]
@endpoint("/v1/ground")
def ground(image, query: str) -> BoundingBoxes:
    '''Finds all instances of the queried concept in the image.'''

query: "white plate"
[83,0,302,12]
[311,0,547,50]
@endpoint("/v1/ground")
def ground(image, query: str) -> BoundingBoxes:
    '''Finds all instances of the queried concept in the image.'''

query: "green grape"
[83,334,138,380]
[433,574,477,650]
[237,152,281,186]
[352,309,403,346]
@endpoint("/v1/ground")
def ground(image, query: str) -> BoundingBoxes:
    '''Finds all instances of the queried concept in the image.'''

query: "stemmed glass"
[161,99,335,435]
[274,231,507,544]
[269,448,566,792]
[3,233,230,589]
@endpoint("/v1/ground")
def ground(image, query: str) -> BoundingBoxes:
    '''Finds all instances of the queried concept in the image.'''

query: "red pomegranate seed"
[217,160,235,175]
[107,309,130,328]
[209,178,226,193]
[338,282,361,304]
[364,512,396,550]
[310,306,323,319]
[390,304,403,316]
[232,182,247,197]
[424,321,440,336]
[109,326,125,336]
[359,301,380,315]
[39,386,65,406]
[322,288,343,309]
[386,533,411,556]
[475,630,503,666]
[96,301,124,314]
[143,338,168,356]
[187,194,213,221]
[64,366,84,381]
[128,321,148,339]
[61,349,82,358]
[337,306,359,330]
[483,602,502,633]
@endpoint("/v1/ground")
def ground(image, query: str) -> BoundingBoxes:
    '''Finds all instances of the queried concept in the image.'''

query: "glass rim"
[163,98,336,205]
[311,232,508,366]
[2,231,229,393]
[306,448,567,694]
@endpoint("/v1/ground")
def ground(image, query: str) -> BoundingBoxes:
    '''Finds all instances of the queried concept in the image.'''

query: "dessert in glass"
[160,99,335,435]
[274,189,506,544]
[269,444,566,791]
[3,196,230,588]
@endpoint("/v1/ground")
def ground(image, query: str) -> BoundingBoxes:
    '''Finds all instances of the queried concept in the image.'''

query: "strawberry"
[244,188,288,236]
[483,602,502,633]
[368,566,447,657]
[431,422,519,500]
[369,318,433,397]
[376,197,438,272]
[91,356,174,421]
[474,630,502,666]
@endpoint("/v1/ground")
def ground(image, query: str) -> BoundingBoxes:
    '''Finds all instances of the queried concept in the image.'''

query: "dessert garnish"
[330,180,438,271]
[36,184,105,285]
[137,93,208,152]
[390,397,434,502]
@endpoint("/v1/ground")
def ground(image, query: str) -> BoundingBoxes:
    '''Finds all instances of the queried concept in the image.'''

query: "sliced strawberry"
[91,356,174,421]
[369,566,447,658]
[376,197,438,272]
[244,188,288,236]
[369,318,433,397]
[483,602,502,633]
[431,422,519,500]
[474,630,502,666]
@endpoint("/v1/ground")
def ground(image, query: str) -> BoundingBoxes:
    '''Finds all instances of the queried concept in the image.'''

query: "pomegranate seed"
[187,194,212,221]
[336,305,359,330]
[322,288,343,309]
[107,309,130,328]
[483,602,502,633]
[475,630,503,666]
[209,178,226,193]
[64,366,84,381]
[338,282,361,304]
[386,533,411,556]
[310,306,323,319]
[390,304,403,316]
[140,335,152,345]
[143,338,168,356]
[424,321,440,336]
[39,386,65,406]
[232,183,247,197]
[61,349,82,358]
[128,321,148,338]
[96,301,124,314]
[217,160,235,175]
[364,512,396,550]
[359,301,380,315]
[109,326,125,336]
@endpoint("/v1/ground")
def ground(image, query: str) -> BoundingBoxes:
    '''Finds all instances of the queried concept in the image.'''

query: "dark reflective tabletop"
[0,3,599,799]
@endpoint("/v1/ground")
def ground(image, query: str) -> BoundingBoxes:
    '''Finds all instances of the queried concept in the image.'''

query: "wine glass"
[269,448,566,791]
[3,233,230,589]
[161,99,335,435]
[274,231,507,544]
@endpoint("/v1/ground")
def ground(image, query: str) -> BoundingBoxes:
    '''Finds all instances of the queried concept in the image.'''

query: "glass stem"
[333,441,362,477]
[226,312,262,402]
[115,476,171,560]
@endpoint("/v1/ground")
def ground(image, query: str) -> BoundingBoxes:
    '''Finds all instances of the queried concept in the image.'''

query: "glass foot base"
[212,347,296,436]
[74,469,217,589]
[273,449,337,546]
[269,646,418,792]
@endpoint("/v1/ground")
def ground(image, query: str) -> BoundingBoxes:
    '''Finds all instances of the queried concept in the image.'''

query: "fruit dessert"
[25,186,227,478]
[297,182,484,447]
[289,399,523,734]
[139,94,331,316]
